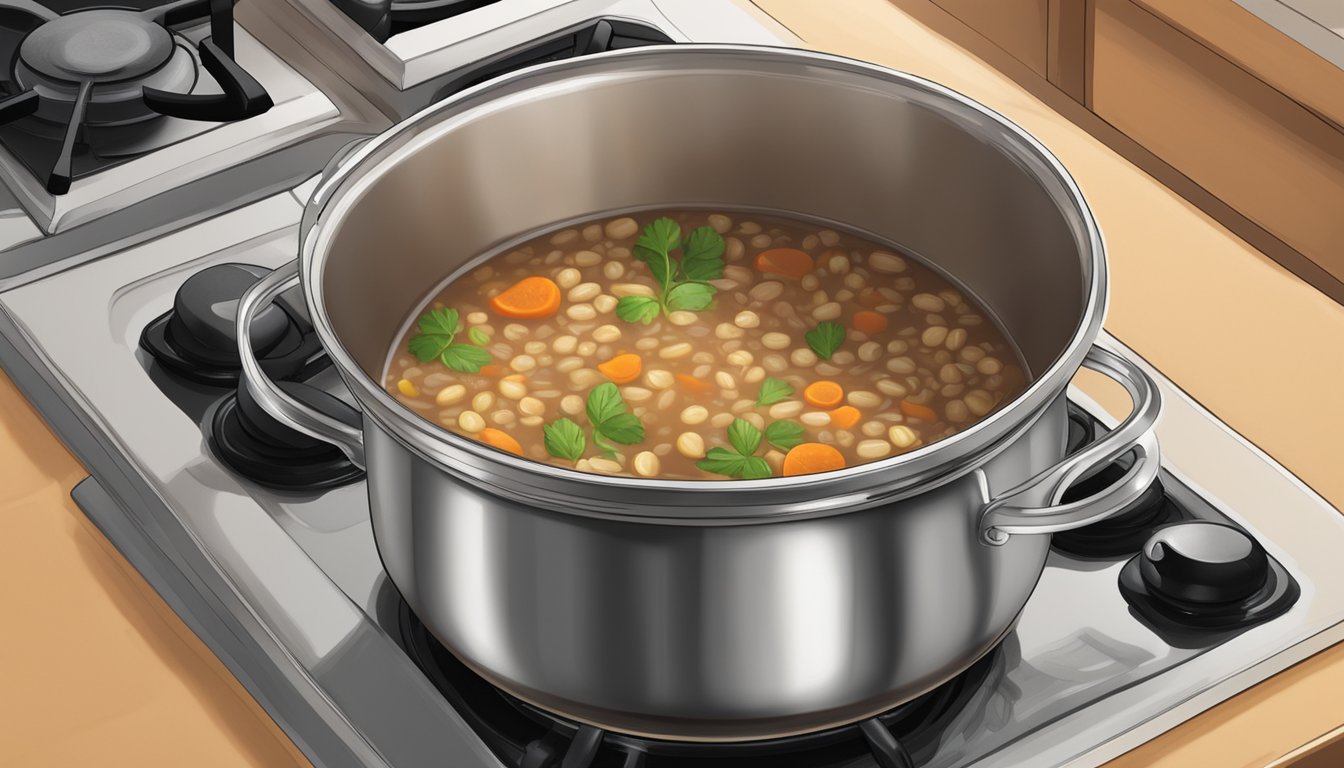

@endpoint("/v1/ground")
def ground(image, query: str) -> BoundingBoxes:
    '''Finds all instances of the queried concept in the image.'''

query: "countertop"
[3,0,1344,765]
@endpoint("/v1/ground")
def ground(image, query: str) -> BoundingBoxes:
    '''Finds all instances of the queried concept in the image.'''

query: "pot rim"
[297,44,1107,523]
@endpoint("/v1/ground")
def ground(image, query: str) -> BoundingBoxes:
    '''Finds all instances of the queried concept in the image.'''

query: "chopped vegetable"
[489,276,561,318]
[397,379,418,397]
[727,418,763,456]
[478,428,523,456]
[803,381,844,409]
[479,364,503,377]
[782,443,846,476]
[598,353,642,384]
[468,327,490,345]
[754,247,813,279]
[804,321,846,360]
[617,217,725,322]
[828,405,861,429]
[407,307,493,373]
[543,418,587,461]
[852,310,888,334]
[676,373,712,393]
[764,420,806,451]
[756,377,793,407]
[900,400,938,422]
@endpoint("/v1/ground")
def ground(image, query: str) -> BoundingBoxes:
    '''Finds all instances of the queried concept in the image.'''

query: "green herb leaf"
[408,307,460,362]
[805,321,847,360]
[586,382,627,425]
[616,295,661,324]
[633,218,680,290]
[439,343,491,373]
[765,420,806,451]
[697,447,772,479]
[543,418,586,461]
[727,418,762,456]
[597,412,645,444]
[756,377,794,407]
[665,281,716,312]
[468,327,490,346]
[680,226,726,281]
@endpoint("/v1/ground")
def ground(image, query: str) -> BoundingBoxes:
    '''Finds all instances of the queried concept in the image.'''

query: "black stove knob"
[1138,522,1269,606]
[167,263,289,367]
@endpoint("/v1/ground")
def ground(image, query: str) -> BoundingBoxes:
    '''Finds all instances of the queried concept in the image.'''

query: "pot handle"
[979,346,1162,545]
[236,259,367,468]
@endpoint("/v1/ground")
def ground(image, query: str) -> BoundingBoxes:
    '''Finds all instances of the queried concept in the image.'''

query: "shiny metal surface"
[230,45,1163,739]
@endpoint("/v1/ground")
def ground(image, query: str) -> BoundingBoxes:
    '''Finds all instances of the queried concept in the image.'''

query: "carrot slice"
[479,364,504,377]
[598,353,642,384]
[478,427,523,456]
[900,399,938,422]
[754,248,814,279]
[852,310,888,334]
[828,405,861,429]
[782,443,846,476]
[676,373,712,393]
[489,276,561,318]
[803,381,844,409]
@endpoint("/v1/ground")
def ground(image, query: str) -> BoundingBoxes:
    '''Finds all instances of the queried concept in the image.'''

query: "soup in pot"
[382,210,1027,480]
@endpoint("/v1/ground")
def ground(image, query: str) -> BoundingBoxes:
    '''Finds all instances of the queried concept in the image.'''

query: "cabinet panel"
[1092,0,1344,284]
[932,0,1049,74]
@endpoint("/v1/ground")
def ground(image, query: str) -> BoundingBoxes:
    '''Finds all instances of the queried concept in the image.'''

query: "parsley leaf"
[598,413,645,444]
[665,282,715,312]
[680,226,726,281]
[439,343,491,373]
[408,307,459,362]
[468,327,490,346]
[409,307,493,373]
[622,217,725,322]
[585,383,646,449]
[727,418,762,456]
[697,447,772,479]
[616,295,661,324]
[764,420,806,451]
[805,321,846,360]
[543,418,586,462]
[756,377,793,407]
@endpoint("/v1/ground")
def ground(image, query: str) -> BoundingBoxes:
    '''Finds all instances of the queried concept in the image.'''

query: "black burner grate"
[331,0,503,42]
[397,598,1005,768]
[0,0,271,193]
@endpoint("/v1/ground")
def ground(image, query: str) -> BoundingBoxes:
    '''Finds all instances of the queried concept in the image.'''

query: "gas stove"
[1,2,1343,768]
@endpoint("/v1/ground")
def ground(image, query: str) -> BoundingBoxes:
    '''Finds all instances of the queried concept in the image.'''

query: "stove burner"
[1119,522,1300,631]
[0,0,271,193]
[397,598,1004,767]
[1052,404,1185,559]
[139,262,326,386]
[20,11,173,83]
[204,379,364,491]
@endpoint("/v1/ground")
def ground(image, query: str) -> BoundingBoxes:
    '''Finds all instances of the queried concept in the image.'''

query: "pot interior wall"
[318,50,1093,381]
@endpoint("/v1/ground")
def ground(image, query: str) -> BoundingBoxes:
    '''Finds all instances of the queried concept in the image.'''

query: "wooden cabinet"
[931,0,1049,74]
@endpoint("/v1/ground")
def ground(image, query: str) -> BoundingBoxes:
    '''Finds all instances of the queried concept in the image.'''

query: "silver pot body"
[238,46,1162,741]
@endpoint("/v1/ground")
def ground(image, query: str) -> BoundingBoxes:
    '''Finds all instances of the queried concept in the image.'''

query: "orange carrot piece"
[479,364,504,377]
[676,373,712,393]
[478,428,523,456]
[852,310,888,334]
[828,405,861,429]
[900,399,938,422]
[782,443,846,476]
[857,288,885,308]
[489,276,561,319]
[598,353,642,384]
[803,381,844,409]
[754,248,814,279]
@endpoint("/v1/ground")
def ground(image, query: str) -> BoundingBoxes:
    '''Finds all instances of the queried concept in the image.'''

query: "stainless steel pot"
[237,46,1162,741]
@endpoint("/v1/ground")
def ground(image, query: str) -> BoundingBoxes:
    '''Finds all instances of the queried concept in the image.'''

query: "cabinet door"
[1092,0,1344,286]
[932,0,1049,74]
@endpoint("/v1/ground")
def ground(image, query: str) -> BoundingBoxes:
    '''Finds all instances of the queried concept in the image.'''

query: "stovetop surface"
[4,190,1344,768]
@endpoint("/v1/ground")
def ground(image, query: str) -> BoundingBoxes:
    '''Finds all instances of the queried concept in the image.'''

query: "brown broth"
[382,209,1027,480]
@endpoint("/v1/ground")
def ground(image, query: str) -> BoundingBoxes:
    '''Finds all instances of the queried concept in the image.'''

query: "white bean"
[436,384,466,405]
[762,333,792,350]
[555,268,581,289]
[633,451,661,477]
[769,400,804,419]
[519,397,545,416]
[498,377,527,400]
[676,432,706,459]
[458,411,485,433]
[680,405,709,425]
[593,325,622,343]
[605,217,638,239]
[857,439,892,459]
[660,343,693,360]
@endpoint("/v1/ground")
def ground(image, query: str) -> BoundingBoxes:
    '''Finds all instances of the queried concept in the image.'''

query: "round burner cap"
[20,10,174,84]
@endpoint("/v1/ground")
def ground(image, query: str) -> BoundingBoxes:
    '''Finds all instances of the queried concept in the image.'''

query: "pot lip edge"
[301,43,1108,518]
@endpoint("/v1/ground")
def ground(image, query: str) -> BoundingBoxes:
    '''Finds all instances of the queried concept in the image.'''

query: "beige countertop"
[3,0,1344,765]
